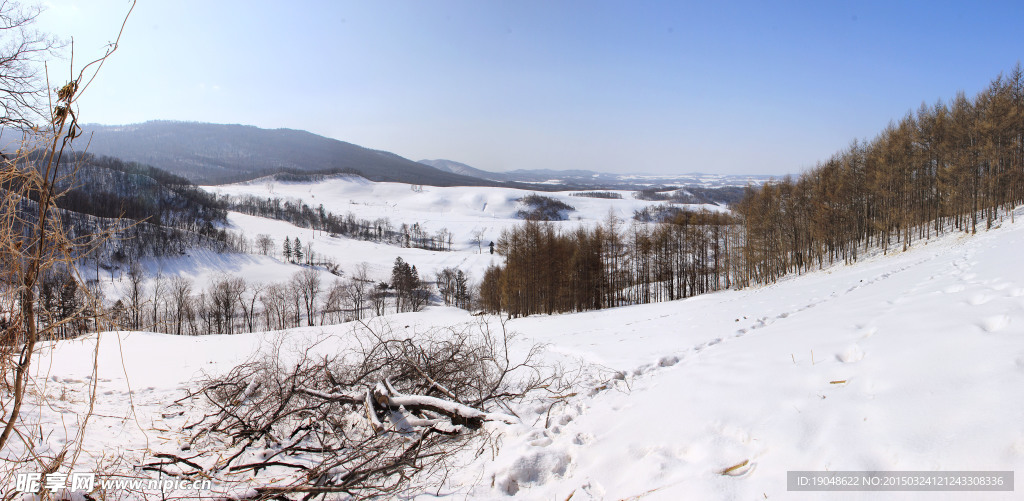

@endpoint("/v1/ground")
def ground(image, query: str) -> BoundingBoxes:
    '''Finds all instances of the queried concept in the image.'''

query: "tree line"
[481,65,1024,316]
[108,260,447,336]
[9,256,473,338]
[226,194,456,251]
[735,65,1024,285]
[479,210,736,317]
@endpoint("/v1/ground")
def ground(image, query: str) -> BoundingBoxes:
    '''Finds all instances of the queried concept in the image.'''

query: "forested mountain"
[59,155,226,228]
[80,121,501,186]
[13,153,232,265]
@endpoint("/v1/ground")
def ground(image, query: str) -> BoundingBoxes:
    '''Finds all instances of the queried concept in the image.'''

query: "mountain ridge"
[80,121,500,187]
[419,158,774,188]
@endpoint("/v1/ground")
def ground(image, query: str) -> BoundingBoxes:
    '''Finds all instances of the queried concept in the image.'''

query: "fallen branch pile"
[146,319,551,499]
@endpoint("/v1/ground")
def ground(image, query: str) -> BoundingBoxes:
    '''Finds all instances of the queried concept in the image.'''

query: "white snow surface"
[209,176,723,244]
[92,177,721,313]
[26,204,1024,499]
[191,176,724,287]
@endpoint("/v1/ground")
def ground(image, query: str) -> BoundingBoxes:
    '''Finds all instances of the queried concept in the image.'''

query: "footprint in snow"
[979,315,1011,333]
[658,355,680,367]
[887,296,911,306]
[836,344,865,364]
[967,293,992,306]
[990,281,1011,291]
[497,450,573,495]
[580,480,606,498]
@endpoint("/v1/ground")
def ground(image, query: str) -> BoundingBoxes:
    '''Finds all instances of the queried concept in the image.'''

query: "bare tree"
[149,270,165,331]
[0,1,59,129]
[470,226,487,254]
[435,267,470,309]
[169,275,193,335]
[123,262,146,330]
[304,240,314,265]
[321,278,346,325]
[255,233,274,256]
[288,279,303,327]
[238,279,265,333]
[293,268,321,326]
[346,262,371,320]
[261,282,292,331]
[436,267,456,306]
[209,274,245,334]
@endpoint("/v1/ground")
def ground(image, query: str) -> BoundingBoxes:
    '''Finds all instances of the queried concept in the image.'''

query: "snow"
[224,210,503,283]
[90,176,727,294]
[20,190,1024,499]
[207,175,726,249]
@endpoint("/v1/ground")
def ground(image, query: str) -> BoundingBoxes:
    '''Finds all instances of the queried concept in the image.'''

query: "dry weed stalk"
[0,1,136,497]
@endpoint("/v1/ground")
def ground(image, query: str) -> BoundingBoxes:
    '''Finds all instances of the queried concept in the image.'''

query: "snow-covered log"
[384,393,517,428]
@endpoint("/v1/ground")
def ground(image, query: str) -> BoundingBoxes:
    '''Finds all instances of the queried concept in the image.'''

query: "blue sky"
[37,0,1024,175]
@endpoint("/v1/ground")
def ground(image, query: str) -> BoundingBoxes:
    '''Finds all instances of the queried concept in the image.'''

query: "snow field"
[91,177,727,299]
[442,211,1024,500]
[209,175,724,252]
[35,177,1024,500]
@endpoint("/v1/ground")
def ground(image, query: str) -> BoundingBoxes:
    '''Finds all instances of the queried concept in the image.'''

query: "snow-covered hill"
[209,175,724,255]
[32,205,1024,499]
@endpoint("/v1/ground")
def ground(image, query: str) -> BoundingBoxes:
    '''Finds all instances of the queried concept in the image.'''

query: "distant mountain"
[80,121,499,187]
[418,159,510,182]
[418,159,774,189]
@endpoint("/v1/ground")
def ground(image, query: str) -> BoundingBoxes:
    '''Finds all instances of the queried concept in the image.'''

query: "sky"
[33,0,1024,176]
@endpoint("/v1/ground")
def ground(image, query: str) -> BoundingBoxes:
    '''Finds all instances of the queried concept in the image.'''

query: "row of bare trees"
[479,210,735,317]
[228,194,457,251]
[481,66,1024,317]
[735,65,1024,285]
[112,266,368,336]
[104,259,466,336]
[6,241,477,340]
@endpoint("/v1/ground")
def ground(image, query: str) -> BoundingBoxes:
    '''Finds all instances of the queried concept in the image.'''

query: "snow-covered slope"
[31,208,1024,499]
[208,175,724,248]
[475,219,1024,500]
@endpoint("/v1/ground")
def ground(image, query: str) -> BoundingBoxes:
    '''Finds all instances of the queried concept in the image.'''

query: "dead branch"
[148,318,558,499]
